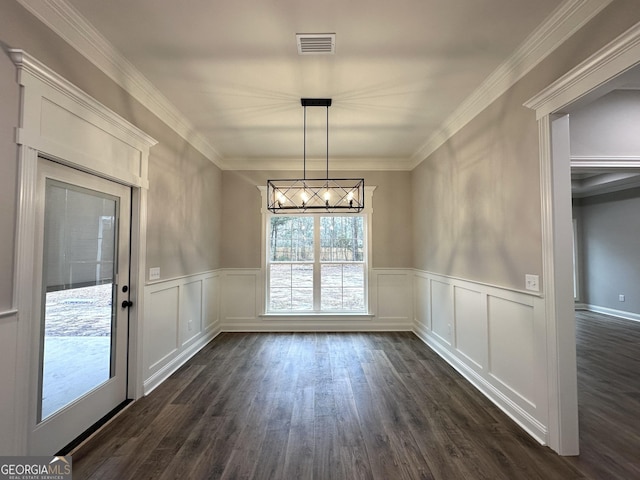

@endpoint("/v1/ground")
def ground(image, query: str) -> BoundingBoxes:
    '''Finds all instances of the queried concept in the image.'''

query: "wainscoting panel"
[220,268,412,331]
[487,295,536,406]
[143,271,221,394]
[430,280,452,345]
[180,280,203,348]
[413,274,430,330]
[221,270,261,324]
[413,270,547,444]
[204,274,221,330]
[0,310,18,455]
[373,269,412,324]
[144,286,179,372]
[454,286,486,370]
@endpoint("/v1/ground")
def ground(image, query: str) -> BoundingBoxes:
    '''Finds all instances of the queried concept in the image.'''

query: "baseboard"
[143,324,221,395]
[580,304,640,323]
[413,323,547,445]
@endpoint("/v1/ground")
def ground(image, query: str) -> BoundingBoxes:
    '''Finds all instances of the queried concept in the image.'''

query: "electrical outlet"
[188,319,193,331]
[619,294,625,302]
[525,274,539,292]
[149,267,160,281]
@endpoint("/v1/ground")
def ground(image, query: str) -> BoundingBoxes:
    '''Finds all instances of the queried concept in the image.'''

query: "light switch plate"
[149,267,160,281]
[525,274,539,292]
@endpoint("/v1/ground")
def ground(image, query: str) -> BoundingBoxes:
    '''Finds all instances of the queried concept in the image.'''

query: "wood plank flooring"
[71,324,639,479]
[564,310,640,479]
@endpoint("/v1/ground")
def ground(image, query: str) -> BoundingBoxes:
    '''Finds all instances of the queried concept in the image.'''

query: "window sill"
[259,313,375,322]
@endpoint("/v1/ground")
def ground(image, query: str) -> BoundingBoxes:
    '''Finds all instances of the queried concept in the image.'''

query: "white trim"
[10,50,156,156]
[525,22,640,117]
[414,327,548,445]
[410,0,612,167]
[219,267,413,331]
[10,51,156,455]
[580,304,640,323]
[524,19,640,456]
[412,269,543,299]
[14,0,224,169]
[13,146,40,454]
[143,328,219,394]
[142,270,222,393]
[258,185,376,316]
[0,310,18,320]
[227,157,414,172]
[15,0,610,172]
[571,155,640,168]
[412,269,549,444]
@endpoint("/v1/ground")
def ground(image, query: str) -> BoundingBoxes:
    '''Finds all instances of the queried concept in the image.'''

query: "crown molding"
[524,21,640,118]
[223,157,414,172]
[15,0,225,168]
[15,0,613,173]
[410,0,613,169]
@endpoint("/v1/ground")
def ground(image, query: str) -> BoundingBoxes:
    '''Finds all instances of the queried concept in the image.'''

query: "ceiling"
[57,0,569,170]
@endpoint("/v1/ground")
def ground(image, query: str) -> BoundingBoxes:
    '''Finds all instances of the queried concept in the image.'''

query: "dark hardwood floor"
[564,310,640,479]
[71,322,639,479]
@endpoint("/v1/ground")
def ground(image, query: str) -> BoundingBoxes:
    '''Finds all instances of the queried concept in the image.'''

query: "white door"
[29,158,132,454]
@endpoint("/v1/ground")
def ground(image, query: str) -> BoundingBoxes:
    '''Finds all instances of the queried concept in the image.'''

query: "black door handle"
[122,300,133,308]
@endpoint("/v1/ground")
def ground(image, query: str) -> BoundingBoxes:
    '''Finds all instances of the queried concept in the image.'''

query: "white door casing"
[524,22,640,455]
[10,50,156,455]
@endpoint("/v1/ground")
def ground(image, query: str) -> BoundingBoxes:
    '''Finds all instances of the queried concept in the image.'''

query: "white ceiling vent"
[296,33,336,55]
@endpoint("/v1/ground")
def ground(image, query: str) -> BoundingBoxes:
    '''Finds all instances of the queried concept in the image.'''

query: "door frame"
[31,159,132,454]
[524,22,640,454]
[10,50,156,454]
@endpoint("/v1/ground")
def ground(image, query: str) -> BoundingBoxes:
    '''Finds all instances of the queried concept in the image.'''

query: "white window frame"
[259,186,375,315]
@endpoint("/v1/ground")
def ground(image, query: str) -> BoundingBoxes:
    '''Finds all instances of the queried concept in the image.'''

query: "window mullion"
[313,216,321,311]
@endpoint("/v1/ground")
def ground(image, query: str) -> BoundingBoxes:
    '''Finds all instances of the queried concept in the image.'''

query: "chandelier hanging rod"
[266,98,364,214]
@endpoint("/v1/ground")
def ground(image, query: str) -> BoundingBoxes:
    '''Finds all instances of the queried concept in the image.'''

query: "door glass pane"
[40,180,119,421]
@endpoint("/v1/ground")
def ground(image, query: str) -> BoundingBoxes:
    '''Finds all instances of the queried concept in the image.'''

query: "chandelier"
[267,98,364,213]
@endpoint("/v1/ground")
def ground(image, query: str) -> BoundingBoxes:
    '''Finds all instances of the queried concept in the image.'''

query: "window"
[267,215,367,313]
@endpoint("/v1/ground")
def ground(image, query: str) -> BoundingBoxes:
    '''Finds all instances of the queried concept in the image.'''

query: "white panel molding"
[372,269,413,326]
[15,0,225,169]
[581,304,640,323]
[412,270,548,445]
[220,269,262,325]
[142,271,222,394]
[453,286,487,371]
[220,268,413,331]
[410,0,612,167]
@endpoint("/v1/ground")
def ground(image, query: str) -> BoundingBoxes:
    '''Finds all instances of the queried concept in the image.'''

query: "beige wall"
[412,0,640,291]
[0,0,223,291]
[221,170,412,268]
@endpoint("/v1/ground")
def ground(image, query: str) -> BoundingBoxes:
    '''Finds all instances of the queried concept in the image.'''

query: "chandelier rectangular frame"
[267,177,365,213]
[267,98,365,214]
